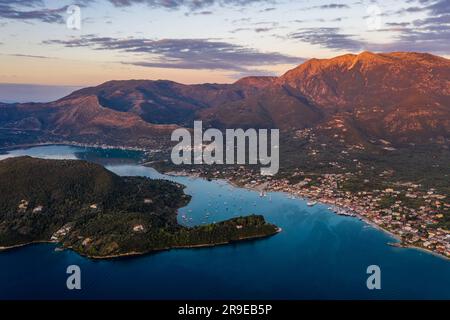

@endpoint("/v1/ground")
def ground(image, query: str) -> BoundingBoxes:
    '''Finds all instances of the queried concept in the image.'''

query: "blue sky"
[0,0,448,87]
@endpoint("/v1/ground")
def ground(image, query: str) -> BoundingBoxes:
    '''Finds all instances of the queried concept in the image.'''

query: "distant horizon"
[0,83,82,103]
[1,49,448,103]
[1,50,448,92]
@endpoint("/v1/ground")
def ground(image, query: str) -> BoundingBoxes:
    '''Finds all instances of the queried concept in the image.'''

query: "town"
[163,165,450,259]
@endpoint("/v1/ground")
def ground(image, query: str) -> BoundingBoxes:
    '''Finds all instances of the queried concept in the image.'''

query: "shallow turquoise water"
[0,145,449,299]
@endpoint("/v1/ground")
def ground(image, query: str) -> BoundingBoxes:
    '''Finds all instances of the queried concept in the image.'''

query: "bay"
[0,145,449,299]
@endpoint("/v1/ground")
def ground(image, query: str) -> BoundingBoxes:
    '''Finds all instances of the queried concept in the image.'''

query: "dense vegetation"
[0,157,278,257]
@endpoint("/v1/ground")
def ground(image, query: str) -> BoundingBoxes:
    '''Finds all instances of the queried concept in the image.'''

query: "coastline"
[234,178,449,261]
[80,228,281,260]
[213,175,402,238]
[0,229,280,260]
[388,242,450,260]
[1,142,448,261]
[159,169,450,261]
[0,141,149,153]
[0,240,55,251]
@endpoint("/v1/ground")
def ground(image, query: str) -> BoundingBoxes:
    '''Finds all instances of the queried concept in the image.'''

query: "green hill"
[0,157,278,258]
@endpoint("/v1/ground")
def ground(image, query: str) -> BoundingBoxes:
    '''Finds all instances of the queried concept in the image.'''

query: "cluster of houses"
[178,165,449,258]
[257,172,448,258]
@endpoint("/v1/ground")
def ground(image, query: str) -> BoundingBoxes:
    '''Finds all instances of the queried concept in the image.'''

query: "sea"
[0,145,449,299]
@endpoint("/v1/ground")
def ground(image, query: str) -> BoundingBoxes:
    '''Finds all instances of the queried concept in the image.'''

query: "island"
[0,156,279,258]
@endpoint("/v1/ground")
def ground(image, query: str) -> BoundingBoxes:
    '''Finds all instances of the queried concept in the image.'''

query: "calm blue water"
[0,145,449,300]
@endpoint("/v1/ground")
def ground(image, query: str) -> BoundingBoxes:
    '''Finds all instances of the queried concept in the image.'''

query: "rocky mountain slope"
[1,51,449,147]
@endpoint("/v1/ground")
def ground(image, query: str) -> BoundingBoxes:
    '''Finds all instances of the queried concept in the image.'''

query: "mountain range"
[1,51,449,148]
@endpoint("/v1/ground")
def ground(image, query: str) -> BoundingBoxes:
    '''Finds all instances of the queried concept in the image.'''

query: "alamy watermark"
[366,265,381,290]
[66,5,81,30]
[66,265,81,290]
[171,121,279,175]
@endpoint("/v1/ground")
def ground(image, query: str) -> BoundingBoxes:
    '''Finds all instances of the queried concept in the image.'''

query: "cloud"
[290,24,450,55]
[385,22,411,27]
[44,36,303,72]
[107,0,272,11]
[290,0,450,56]
[260,7,276,12]
[8,53,54,59]
[387,0,450,54]
[0,1,66,23]
[317,4,350,9]
[395,0,449,15]
[387,25,450,54]
[426,0,450,15]
[254,27,271,33]
[186,10,214,16]
[290,28,365,51]
[230,20,281,33]
[230,27,251,33]
[413,13,450,26]
[0,0,274,23]
[0,0,43,5]
[301,3,350,10]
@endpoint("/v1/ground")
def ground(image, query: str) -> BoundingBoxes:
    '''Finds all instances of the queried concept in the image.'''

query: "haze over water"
[0,145,449,299]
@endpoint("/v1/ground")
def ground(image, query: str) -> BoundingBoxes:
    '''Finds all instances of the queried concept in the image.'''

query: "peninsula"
[0,156,279,258]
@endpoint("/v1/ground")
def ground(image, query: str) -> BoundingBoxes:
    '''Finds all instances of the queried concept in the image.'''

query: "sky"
[0,0,449,89]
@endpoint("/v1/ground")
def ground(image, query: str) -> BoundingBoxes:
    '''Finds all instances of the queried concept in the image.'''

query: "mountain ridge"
[0,51,449,147]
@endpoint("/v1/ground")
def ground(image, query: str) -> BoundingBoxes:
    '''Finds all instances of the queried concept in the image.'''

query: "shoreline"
[82,229,281,260]
[0,240,55,251]
[0,141,149,153]
[0,229,280,260]
[221,176,402,239]
[235,179,449,261]
[388,242,450,260]
[1,142,448,261]
[159,169,450,261]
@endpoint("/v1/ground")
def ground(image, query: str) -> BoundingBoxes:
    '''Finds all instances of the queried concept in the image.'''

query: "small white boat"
[337,210,356,217]
[307,201,317,207]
